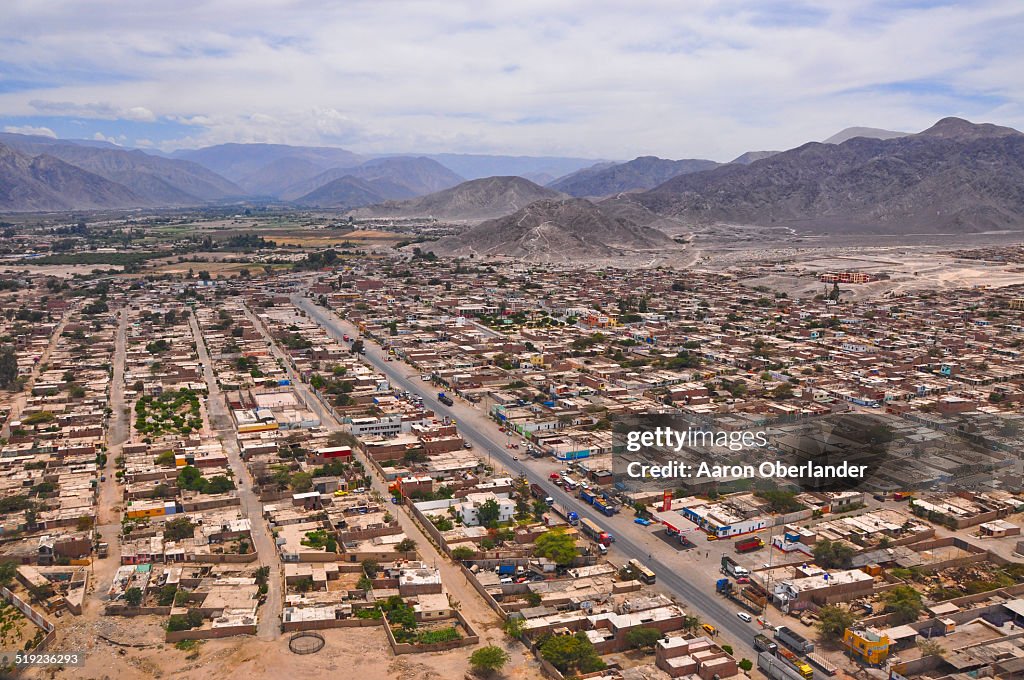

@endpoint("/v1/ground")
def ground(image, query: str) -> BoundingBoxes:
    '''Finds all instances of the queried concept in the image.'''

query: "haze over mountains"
[548,156,720,197]
[2,118,1024,240]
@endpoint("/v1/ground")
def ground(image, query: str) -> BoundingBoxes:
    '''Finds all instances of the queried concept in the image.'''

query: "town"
[0,212,1021,680]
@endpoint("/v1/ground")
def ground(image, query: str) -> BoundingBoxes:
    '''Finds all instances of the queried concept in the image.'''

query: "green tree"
[817,605,857,641]
[477,498,502,528]
[738,659,753,672]
[812,538,855,569]
[503,615,526,639]
[534,527,577,565]
[0,346,19,389]
[164,517,195,541]
[540,631,606,675]
[469,645,511,676]
[884,585,924,623]
[154,450,176,466]
[395,538,417,553]
[625,627,663,650]
[451,546,476,561]
[125,587,143,607]
[0,561,18,586]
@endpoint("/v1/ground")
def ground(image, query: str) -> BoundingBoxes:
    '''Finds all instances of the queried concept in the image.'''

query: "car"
[463,442,473,449]
[549,473,560,480]
[736,576,750,584]
[736,612,752,622]
[634,518,653,526]
[390,497,401,504]
[513,456,519,461]
[499,577,513,584]
[702,624,718,636]
[421,374,430,381]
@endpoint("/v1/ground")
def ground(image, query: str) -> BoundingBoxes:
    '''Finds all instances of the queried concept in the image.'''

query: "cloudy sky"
[1,0,1022,160]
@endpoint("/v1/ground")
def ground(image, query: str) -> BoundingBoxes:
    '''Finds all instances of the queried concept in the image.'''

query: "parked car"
[634,518,653,526]
[549,473,560,480]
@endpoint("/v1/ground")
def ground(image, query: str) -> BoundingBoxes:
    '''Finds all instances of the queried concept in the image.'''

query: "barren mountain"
[0,133,242,203]
[427,197,674,260]
[292,175,416,208]
[284,156,462,201]
[730,150,780,164]
[548,156,719,197]
[175,143,364,189]
[823,126,908,144]
[637,117,1024,234]
[349,176,565,221]
[0,142,144,212]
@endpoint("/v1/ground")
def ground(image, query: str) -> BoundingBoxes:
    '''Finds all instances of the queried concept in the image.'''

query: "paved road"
[189,311,284,640]
[238,303,514,644]
[293,297,759,659]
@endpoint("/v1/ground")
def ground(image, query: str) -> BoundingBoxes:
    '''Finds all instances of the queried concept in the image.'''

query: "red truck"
[735,536,765,553]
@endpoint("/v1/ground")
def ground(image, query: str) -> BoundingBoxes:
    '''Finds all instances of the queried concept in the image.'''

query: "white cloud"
[92,132,126,145]
[3,124,57,138]
[0,0,1022,158]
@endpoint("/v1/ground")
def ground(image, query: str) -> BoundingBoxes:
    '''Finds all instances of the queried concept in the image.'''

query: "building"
[842,627,890,664]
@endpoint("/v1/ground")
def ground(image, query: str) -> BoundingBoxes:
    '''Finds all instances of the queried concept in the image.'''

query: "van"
[499,577,513,584]
[597,544,608,555]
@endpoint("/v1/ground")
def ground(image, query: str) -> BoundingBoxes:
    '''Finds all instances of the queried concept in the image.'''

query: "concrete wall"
[165,624,257,642]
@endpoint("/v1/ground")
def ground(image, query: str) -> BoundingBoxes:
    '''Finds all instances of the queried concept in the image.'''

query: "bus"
[627,558,657,585]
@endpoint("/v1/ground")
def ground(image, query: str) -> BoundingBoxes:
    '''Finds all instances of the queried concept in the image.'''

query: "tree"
[0,347,19,389]
[817,605,857,641]
[916,638,945,657]
[154,450,176,467]
[625,627,663,651]
[812,538,855,569]
[451,546,476,561]
[469,645,510,677]
[502,615,526,639]
[540,631,606,675]
[534,528,577,565]
[395,538,417,553]
[884,585,924,623]
[125,587,143,607]
[164,517,195,541]
[477,498,502,528]
[738,659,753,672]
[0,561,18,586]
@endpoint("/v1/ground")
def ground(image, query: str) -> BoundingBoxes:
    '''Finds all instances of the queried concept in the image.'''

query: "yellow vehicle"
[702,624,717,636]
[333,490,349,496]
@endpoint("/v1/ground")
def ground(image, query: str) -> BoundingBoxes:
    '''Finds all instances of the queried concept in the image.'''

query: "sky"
[1,0,1023,161]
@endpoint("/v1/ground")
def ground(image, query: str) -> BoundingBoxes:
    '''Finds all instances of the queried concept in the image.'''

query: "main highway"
[293,295,760,659]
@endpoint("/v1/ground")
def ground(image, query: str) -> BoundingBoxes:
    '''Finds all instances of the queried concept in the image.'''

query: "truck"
[530,483,546,499]
[735,536,765,553]
[716,578,732,594]
[775,647,814,680]
[757,652,807,680]
[438,392,454,407]
[579,489,596,505]
[775,626,815,655]
[806,652,838,676]
[579,517,613,546]
[495,564,515,576]
[593,499,616,517]
[753,633,778,654]
[721,555,750,578]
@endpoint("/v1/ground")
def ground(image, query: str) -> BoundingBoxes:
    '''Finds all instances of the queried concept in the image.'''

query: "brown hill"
[0,142,144,212]
[427,198,674,261]
[349,176,564,221]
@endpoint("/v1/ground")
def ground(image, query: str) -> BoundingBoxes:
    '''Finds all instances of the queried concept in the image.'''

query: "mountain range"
[634,117,1024,233]
[3,119,1024,238]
